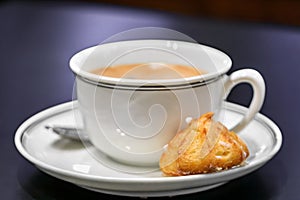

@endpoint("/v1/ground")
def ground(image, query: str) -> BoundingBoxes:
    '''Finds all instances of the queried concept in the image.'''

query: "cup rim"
[69,40,232,87]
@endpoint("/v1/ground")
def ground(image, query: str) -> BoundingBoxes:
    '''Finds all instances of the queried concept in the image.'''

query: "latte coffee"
[90,63,205,79]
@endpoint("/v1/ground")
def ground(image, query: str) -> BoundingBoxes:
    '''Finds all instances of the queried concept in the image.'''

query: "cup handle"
[223,69,265,133]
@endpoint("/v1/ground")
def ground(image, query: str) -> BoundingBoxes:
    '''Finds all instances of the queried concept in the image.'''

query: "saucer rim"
[79,182,227,197]
[14,101,282,190]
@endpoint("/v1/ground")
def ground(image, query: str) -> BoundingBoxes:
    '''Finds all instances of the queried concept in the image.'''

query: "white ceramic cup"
[70,40,265,166]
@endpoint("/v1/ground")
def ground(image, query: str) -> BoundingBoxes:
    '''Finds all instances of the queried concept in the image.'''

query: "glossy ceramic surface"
[15,101,282,197]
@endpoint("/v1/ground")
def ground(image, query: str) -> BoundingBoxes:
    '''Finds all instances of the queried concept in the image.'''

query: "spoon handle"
[45,125,90,142]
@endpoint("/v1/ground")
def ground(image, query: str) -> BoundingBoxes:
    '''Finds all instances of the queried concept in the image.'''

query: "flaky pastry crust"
[159,112,249,176]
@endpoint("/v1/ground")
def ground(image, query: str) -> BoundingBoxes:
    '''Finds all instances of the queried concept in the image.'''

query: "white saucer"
[15,101,282,197]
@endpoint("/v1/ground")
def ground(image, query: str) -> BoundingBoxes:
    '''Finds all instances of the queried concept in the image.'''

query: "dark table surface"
[1,1,299,199]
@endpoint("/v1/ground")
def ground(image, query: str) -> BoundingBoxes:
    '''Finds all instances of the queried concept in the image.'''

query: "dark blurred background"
[88,0,300,26]
[3,0,300,26]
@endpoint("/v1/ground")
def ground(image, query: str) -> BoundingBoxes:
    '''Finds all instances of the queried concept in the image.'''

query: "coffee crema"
[90,63,205,80]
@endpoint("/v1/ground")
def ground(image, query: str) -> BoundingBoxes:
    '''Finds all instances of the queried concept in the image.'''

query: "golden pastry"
[159,112,249,176]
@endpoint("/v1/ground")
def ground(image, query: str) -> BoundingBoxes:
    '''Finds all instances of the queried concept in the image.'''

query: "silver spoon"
[45,125,90,142]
